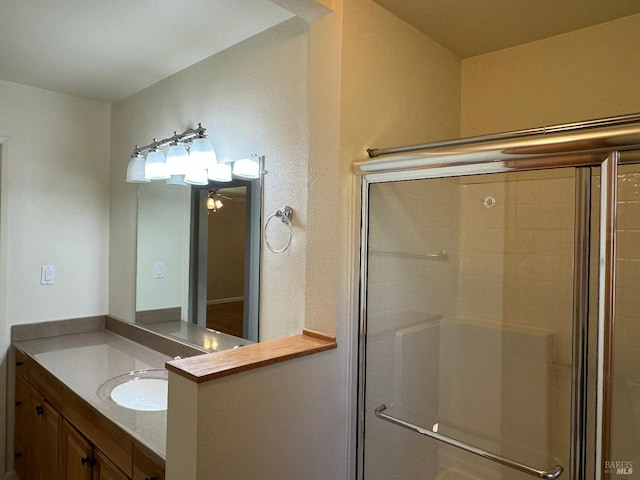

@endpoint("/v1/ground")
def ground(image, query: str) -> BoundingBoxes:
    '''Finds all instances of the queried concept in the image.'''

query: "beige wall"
[0,79,110,475]
[166,7,348,478]
[110,18,309,341]
[167,0,463,477]
[461,13,640,136]
[304,0,461,337]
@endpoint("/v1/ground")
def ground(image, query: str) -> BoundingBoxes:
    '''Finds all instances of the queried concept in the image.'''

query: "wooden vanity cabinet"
[95,450,130,480]
[62,419,129,480]
[132,447,165,480]
[62,419,93,480]
[14,348,165,480]
[14,374,62,480]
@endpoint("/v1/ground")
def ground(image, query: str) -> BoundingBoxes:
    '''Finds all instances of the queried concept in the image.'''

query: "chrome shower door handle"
[374,405,563,480]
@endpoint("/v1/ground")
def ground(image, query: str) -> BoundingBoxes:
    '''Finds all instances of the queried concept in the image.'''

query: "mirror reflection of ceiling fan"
[206,189,230,212]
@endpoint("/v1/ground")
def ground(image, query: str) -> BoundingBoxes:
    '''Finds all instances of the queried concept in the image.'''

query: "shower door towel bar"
[375,405,564,480]
[369,250,448,260]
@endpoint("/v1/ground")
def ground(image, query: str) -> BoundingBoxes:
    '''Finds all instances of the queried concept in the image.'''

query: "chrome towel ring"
[265,206,293,253]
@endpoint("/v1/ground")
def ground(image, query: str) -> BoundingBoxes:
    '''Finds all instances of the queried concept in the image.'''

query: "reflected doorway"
[206,187,246,337]
[189,178,261,342]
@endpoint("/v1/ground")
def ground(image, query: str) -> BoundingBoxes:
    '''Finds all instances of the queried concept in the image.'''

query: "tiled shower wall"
[613,166,640,466]
[456,171,575,470]
[367,178,461,323]
[365,177,461,480]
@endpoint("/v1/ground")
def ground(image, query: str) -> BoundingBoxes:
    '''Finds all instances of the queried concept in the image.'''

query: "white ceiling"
[0,0,293,103]
[373,0,640,58]
[3,1,640,104]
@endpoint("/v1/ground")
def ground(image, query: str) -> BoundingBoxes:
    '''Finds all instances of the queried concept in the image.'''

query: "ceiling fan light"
[206,193,224,212]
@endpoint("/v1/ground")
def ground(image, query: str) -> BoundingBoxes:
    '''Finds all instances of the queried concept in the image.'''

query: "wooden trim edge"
[303,328,336,342]
[166,332,337,384]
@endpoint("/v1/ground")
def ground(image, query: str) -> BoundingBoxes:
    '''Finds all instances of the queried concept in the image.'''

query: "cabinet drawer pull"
[16,361,24,367]
[35,404,44,416]
[81,456,95,466]
[14,453,23,459]
[15,401,22,406]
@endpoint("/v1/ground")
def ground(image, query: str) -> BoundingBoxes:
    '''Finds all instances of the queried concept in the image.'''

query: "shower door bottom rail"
[374,404,564,480]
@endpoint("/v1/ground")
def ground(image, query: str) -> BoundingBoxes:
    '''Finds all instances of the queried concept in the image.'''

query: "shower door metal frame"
[355,119,640,480]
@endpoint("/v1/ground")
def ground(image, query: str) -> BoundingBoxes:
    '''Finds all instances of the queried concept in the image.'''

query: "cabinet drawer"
[29,359,65,410]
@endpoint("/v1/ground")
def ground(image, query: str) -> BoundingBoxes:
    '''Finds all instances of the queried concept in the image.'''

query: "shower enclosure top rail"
[366,112,640,158]
[375,404,564,480]
[356,112,640,175]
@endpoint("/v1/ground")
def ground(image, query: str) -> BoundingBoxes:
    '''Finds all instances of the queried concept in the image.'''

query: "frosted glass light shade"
[166,143,190,175]
[190,137,217,169]
[126,154,149,183]
[184,168,209,185]
[145,149,170,180]
[208,162,232,182]
[166,175,188,186]
[232,156,260,179]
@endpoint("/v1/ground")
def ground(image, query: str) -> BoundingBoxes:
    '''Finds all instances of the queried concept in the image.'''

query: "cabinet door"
[33,398,62,480]
[14,375,62,480]
[14,375,32,480]
[94,450,130,480]
[62,420,93,480]
[133,447,164,480]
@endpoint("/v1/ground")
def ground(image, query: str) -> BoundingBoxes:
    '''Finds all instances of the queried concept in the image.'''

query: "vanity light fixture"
[232,154,261,179]
[144,143,171,180]
[165,174,187,186]
[190,133,217,170]
[208,162,233,182]
[184,168,209,186]
[166,138,190,175]
[125,153,149,183]
[125,123,262,185]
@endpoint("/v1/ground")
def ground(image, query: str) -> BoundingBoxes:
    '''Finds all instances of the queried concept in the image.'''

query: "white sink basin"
[98,369,168,412]
[110,378,168,411]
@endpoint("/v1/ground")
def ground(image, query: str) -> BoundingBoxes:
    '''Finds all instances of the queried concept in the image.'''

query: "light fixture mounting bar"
[133,123,207,155]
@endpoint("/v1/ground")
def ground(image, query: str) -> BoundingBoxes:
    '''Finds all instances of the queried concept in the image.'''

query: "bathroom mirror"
[135,172,262,343]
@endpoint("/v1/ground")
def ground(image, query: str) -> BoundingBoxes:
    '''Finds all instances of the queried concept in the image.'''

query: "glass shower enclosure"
[356,116,640,480]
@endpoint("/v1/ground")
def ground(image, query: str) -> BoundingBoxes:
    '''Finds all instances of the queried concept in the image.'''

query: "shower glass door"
[360,168,582,480]
[610,163,640,477]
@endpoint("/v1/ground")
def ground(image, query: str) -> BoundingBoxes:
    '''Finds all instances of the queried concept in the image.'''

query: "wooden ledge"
[165,329,337,383]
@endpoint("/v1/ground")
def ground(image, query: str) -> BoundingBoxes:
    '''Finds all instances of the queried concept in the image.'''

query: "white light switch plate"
[41,266,54,285]
[154,262,165,279]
